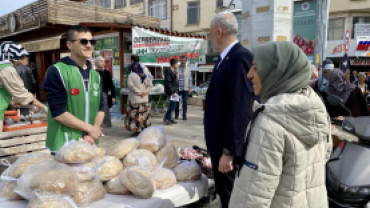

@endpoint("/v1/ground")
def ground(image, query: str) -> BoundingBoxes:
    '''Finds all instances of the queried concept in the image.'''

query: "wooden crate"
[0,127,50,174]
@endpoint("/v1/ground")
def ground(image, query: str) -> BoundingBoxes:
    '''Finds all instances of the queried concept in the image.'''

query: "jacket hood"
[58,56,92,69]
[253,87,329,146]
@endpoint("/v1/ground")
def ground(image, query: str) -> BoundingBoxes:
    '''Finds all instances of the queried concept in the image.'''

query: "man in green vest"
[43,25,104,153]
[0,42,48,132]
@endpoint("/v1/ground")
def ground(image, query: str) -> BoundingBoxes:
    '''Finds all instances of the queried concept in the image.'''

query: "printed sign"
[355,36,370,57]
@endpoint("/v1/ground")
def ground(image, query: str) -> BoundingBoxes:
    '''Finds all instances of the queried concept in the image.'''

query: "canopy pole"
[119,30,126,115]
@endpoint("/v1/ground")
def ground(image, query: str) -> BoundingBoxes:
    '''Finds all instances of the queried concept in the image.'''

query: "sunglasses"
[71,39,96,46]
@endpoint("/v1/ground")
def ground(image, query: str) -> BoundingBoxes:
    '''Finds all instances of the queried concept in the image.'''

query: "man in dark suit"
[204,12,255,208]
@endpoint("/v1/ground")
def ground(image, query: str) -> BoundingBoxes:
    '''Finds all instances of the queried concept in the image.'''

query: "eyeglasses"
[70,39,96,46]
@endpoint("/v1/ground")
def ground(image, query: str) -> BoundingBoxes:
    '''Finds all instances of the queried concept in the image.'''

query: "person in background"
[204,12,255,208]
[0,41,47,132]
[350,70,358,84]
[95,56,116,129]
[356,72,369,97]
[229,41,331,208]
[345,69,351,82]
[164,58,179,125]
[322,69,368,117]
[175,56,192,120]
[126,55,152,137]
[43,25,104,153]
[316,59,334,92]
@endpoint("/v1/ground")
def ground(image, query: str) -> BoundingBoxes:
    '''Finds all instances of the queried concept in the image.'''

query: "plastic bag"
[152,84,164,93]
[15,160,78,200]
[104,172,131,195]
[123,149,158,171]
[119,165,156,199]
[72,177,106,207]
[97,156,123,182]
[28,193,77,208]
[179,148,202,160]
[95,146,107,157]
[155,137,179,169]
[174,160,201,181]
[137,126,165,152]
[153,158,177,189]
[3,153,53,178]
[56,140,96,164]
[0,180,22,201]
[69,158,105,182]
[107,138,139,159]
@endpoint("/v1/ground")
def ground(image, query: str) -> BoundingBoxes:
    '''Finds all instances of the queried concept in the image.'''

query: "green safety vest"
[46,62,101,152]
[0,63,14,120]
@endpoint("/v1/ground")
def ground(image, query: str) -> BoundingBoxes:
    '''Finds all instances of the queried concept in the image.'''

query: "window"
[130,0,143,5]
[216,0,223,9]
[187,1,200,25]
[115,0,127,8]
[352,16,370,38]
[86,0,94,5]
[100,0,111,8]
[150,0,167,19]
[327,17,345,41]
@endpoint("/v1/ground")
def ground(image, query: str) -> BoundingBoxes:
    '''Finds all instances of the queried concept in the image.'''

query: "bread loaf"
[56,140,96,163]
[69,158,99,182]
[97,156,123,182]
[104,173,131,195]
[123,149,157,171]
[174,160,201,181]
[107,139,139,159]
[153,168,176,189]
[119,166,156,199]
[7,152,53,178]
[28,197,75,208]
[73,180,105,206]
[0,180,22,200]
[155,143,179,169]
[138,127,165,152]
[95,146,107,157]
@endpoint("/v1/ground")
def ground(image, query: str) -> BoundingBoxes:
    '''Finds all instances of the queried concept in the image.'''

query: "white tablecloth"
[1,175,208,208]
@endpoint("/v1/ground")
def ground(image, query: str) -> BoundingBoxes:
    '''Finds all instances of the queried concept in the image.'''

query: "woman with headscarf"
[356,72,369,97]
[229,42,331,208]
[0,41,47,132]
[125,55,153,137]
[95,56,116,128]
[322,69,368,117]
[316,59,334,92]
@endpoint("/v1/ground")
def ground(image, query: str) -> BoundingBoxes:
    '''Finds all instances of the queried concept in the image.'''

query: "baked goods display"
[97,156,123,182]
[155,143,179,169]
[95,146,107,157]
[72,179,106,206]
[123,149,158,171]
[104,173,131,195]
[0,180,22,200]
[174,160,202,181]
[28,197,75,208]
[107,138,139,159]
[137,127,165,152]
[56,140,96,163]
[119,166,156,199]
[153,168,177,189]
[7,152,53,178]
[68,158,99,182]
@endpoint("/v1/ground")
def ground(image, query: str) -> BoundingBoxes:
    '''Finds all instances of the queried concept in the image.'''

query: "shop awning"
[20,36,62,53]
[198,65,214,73]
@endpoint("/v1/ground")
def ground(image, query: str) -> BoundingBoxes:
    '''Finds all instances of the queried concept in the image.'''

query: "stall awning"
[198,65,214,73]
[20,36,62,53]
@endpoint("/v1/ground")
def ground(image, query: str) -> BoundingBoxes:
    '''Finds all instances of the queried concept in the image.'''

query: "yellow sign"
[367,53,370,57]
[315,54,319,64]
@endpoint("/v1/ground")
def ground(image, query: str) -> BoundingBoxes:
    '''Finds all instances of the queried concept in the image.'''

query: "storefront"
[197,54,219,86]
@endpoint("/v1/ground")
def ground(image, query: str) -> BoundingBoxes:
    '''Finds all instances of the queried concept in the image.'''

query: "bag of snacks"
[55,140,96,164]
[104,172,131,195]
[174,160,201,181]
[97,156,123,182]
[123,149,158,171]
[107,138,139,159]
[137,126,165,152]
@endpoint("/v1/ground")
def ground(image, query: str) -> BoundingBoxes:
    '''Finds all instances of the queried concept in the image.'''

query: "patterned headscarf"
[0,41,29,65]
[325,69,356,103]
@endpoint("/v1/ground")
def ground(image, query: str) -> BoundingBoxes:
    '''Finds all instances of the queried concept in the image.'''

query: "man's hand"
[112,98,116,104]
[172,93,177,98]
[88,125,102,140]
[218,154,234,174]
[83,135,95,145]
[189,89,192,94]
[141,92,148,97]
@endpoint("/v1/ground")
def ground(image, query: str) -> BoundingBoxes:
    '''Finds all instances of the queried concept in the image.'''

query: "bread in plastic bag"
[119,166,156,199]
[69,158,105,182]
[107,138,139,159]
[97,156,123,182]
[174,160,201,181]
[6,153,53,178]
[155,139,179,169]
[73,178,105,206]
[28,194,77,208]
[153,158,176,189]
[16,160,78,200]
[56,140,96,164]
[104,173,131,195]
[137,126,165,152]
[95,146,106,157]
[0,180,22,201]
[123,149,158,171]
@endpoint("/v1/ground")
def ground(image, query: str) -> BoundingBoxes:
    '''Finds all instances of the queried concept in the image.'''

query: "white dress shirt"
[216,40,239,68]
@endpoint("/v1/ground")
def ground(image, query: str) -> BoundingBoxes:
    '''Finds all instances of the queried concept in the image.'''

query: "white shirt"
[217,40,239,68]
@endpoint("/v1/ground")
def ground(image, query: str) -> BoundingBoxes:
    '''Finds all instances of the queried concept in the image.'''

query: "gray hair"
[95,56,104,69]
[211,12,238,36]
[359,72,366,77]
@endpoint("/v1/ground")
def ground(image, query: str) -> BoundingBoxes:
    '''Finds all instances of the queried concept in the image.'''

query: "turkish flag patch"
[70,88,80,95]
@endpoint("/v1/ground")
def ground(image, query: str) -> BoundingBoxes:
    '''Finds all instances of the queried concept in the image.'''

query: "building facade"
[85,0,145,14]
[326,0,370,71]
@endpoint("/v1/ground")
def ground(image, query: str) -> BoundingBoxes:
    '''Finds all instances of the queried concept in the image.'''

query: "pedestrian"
[42,25,104,153]
[316,59,334,92]
[175,55,192,120]
[356,72,369,96]
[95,56,116,128]
[350,70,358,84]
[0,41,47,132]
[164,58,179,125]
[323,69,368,117]
[125,55,153,137]
[345,69,351,82]
[204,12,255,208]
[229,41,331,208]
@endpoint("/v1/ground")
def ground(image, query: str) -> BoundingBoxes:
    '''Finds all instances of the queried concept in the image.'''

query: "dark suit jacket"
[164,68,178,95]
[97,70,116,108]
[204,43,256,158]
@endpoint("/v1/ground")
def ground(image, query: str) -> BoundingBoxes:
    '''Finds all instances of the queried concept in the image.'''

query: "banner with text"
[132,27,204,68]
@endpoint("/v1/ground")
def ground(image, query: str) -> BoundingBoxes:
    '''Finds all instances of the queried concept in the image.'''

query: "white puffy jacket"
[230,87,332,208]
